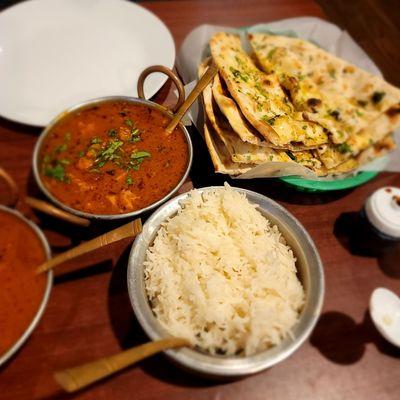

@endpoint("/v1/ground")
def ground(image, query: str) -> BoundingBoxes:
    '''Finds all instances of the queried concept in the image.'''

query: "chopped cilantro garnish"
[78,150,85,158]
[55,143,68,153]
[267,47,277,60]
[337,143,352,154]
[126,175,134,186]
[231,68,240,79]
[261,115,278,125]
[128,150,151,171]
[355,110,364,117]
[125,119,134,127]
[108,129,117,137]
[229,67,248,82]
[234,55,244,67]
[93,140,123,168]
[254,82,269,99]
[91,137,103,144]
[131,151,151,159]
[44,161,70,183]
[129,127,141,142]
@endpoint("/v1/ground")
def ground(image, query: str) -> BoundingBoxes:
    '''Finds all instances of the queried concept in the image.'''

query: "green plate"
[279,171,379,192]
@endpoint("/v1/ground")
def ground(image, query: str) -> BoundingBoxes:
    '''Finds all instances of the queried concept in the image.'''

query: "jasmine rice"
[144,185,304,356]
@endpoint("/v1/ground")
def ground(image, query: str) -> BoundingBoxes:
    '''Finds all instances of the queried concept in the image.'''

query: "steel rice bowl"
[0,205,52,367]
[127,186,324,378]
[32,96,193,221]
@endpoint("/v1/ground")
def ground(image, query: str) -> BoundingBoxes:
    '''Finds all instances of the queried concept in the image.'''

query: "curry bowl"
[127,186,324,378]
[32,66,193,220]
[0,205,52,367]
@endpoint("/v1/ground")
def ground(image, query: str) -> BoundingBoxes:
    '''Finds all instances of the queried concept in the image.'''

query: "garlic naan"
[317,103,400,169]
[203,122,255,175]
[200,58,326,173]
[212,72,266,146]
[199,59,290,164]
[209,32,328,148]
[249,33,400,144]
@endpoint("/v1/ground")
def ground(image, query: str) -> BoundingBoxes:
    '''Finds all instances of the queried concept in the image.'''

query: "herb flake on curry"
[39,101,189,215]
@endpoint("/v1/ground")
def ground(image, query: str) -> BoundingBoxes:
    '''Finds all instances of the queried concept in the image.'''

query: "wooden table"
[1,1,399,399]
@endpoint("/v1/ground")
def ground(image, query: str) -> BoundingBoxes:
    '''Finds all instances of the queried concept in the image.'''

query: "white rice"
[144,185,305,356]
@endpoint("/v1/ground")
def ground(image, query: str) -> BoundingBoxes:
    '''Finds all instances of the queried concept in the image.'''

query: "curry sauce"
[0,210,47,356]
[39,101,189,215]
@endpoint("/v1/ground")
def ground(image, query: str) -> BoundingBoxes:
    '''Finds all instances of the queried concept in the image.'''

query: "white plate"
[0,0,175,126]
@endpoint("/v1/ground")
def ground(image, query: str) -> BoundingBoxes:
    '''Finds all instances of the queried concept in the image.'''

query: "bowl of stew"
[33,66,193,220]
[0,206,52,366]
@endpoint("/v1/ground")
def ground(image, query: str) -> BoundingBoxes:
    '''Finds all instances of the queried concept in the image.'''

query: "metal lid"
[365,187,400,239]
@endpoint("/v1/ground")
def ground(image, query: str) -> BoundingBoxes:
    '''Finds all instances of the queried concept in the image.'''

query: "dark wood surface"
[317,0,400,87]
[1,1,400,399]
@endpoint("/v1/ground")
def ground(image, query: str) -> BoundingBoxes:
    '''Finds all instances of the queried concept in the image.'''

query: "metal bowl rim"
[0,205,52,367]
[127,186,325,377]
[32,96,193,220]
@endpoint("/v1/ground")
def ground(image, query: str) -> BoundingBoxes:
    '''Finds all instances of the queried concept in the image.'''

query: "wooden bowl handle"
[0,167,19,207]
[25,196,90,227]
[137,65,185,113]
[54,337,189,393]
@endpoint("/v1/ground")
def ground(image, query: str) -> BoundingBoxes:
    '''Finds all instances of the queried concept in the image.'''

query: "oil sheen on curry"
[39,101,189,215]
[0,210,47,356]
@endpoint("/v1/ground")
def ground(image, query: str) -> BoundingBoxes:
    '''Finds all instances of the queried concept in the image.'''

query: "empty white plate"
[0,0,175,126]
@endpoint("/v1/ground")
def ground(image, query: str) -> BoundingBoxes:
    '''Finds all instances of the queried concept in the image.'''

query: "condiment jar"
[357,187,400,256]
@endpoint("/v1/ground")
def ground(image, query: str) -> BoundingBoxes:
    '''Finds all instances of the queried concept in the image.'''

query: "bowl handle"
[0,167,19,207]
[137,66,185,113]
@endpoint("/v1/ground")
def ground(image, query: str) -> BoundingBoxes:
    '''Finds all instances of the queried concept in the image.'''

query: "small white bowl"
[370,288,400,348]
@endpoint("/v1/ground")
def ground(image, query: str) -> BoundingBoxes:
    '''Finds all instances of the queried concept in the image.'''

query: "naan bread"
[324,134,396,175]
[209,32,328,148]
[249,33,400,144]
[318,103,400,169]
[199,59,290,164]
[203,122,255,175]
[356,134,396,166]
[200,59,326,174]
[212,72,265,146]
[212,71,318,152]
